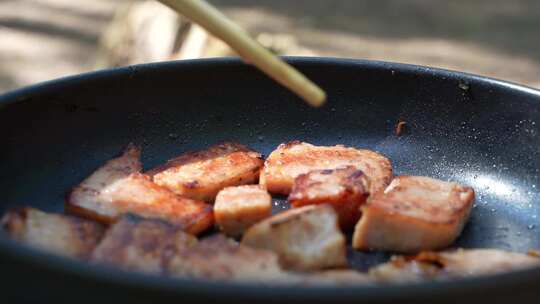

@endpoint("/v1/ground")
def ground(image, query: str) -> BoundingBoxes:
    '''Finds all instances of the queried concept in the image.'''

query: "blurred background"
[1,0,539,93]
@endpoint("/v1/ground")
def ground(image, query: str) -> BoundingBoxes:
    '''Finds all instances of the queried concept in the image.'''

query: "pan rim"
[1,56,540,301]
[1,56,539,106]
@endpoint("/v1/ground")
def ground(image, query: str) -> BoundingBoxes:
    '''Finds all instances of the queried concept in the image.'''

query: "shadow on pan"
[0,57,539,303]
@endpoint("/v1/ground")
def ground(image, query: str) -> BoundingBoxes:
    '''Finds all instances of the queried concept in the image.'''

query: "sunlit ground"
[1,0,539,92]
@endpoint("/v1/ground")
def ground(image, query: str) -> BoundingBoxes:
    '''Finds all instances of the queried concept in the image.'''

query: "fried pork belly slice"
[165,234,290,283]
[370,249,540,283]
[66,145,213,235]
[68,144,143,217]
[260,141,392,195]
[301,270,373,286]
[97,173,213,234]
[0,207,105,259]
[91,215,197,274]
[148,142,264,202]
[242,205,347,271]
[66,143,141,222]
[369,255,441,283]
[214,185,272,237]
[427,249,540,277]
[352,176,475,253]
[288,166,370,230]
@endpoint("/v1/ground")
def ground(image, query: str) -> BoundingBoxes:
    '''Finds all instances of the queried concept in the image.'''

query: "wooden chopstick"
[158,0,326,107]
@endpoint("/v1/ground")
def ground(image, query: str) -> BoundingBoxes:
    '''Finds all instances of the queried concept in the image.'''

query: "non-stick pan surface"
[0,57,539,303]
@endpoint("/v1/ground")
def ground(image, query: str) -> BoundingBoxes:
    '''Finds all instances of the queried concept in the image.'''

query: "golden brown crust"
[431,249,540,275]
[376,176,475,224]
[66,145,213,235]
[214,185,272,237]
[279,140,304,149]
[370,249,540,283]
[64,203,116,225]
[242,205,347,271]
[260,142,392,195]
[148,142,264,202]
[66,143,142,220]
[91,215,197,274]
[97,173,214,235]
[288,166,370,230]
[165,234,289,283]
[1,207,105,259]
[352,176,475,253]
[369,255,441,283]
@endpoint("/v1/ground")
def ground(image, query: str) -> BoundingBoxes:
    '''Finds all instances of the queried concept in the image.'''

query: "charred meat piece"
[260,141,392,195]
[165,234,290,283]
[148,142,264,202]
[242,204,347,271]
[353,176,475,253]
[214,185,272,237]
[288,166,370,230]
[91,215,197,274]
[370,249,540,283]
[66,145,213,235]
[1,207,104,259]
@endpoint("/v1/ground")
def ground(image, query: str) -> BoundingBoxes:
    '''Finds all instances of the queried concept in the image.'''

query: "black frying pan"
[0,57,539,303]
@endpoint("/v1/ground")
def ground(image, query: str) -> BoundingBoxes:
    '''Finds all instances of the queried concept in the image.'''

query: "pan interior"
[0,58,539,271]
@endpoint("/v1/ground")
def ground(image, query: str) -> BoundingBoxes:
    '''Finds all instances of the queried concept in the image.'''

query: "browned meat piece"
[214,185,272,237]
[66,145,213,235]
[260,141,392,195]
[93,173,213,234]
[369,255,442,283]
[1,207,104,259]
[288,166,370,230]
[148,142,264,202]
[91,215,197,274]
[426,249,540,277]
[353,176,475,253]
[165,234,290,283]
[242,204,347,271]
[370,249,540,283]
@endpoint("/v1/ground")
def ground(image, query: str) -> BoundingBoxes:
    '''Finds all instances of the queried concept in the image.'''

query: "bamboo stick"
[158,0,326,107]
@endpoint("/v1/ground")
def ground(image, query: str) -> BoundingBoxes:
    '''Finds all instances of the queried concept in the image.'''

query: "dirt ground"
[1,0,540,93]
